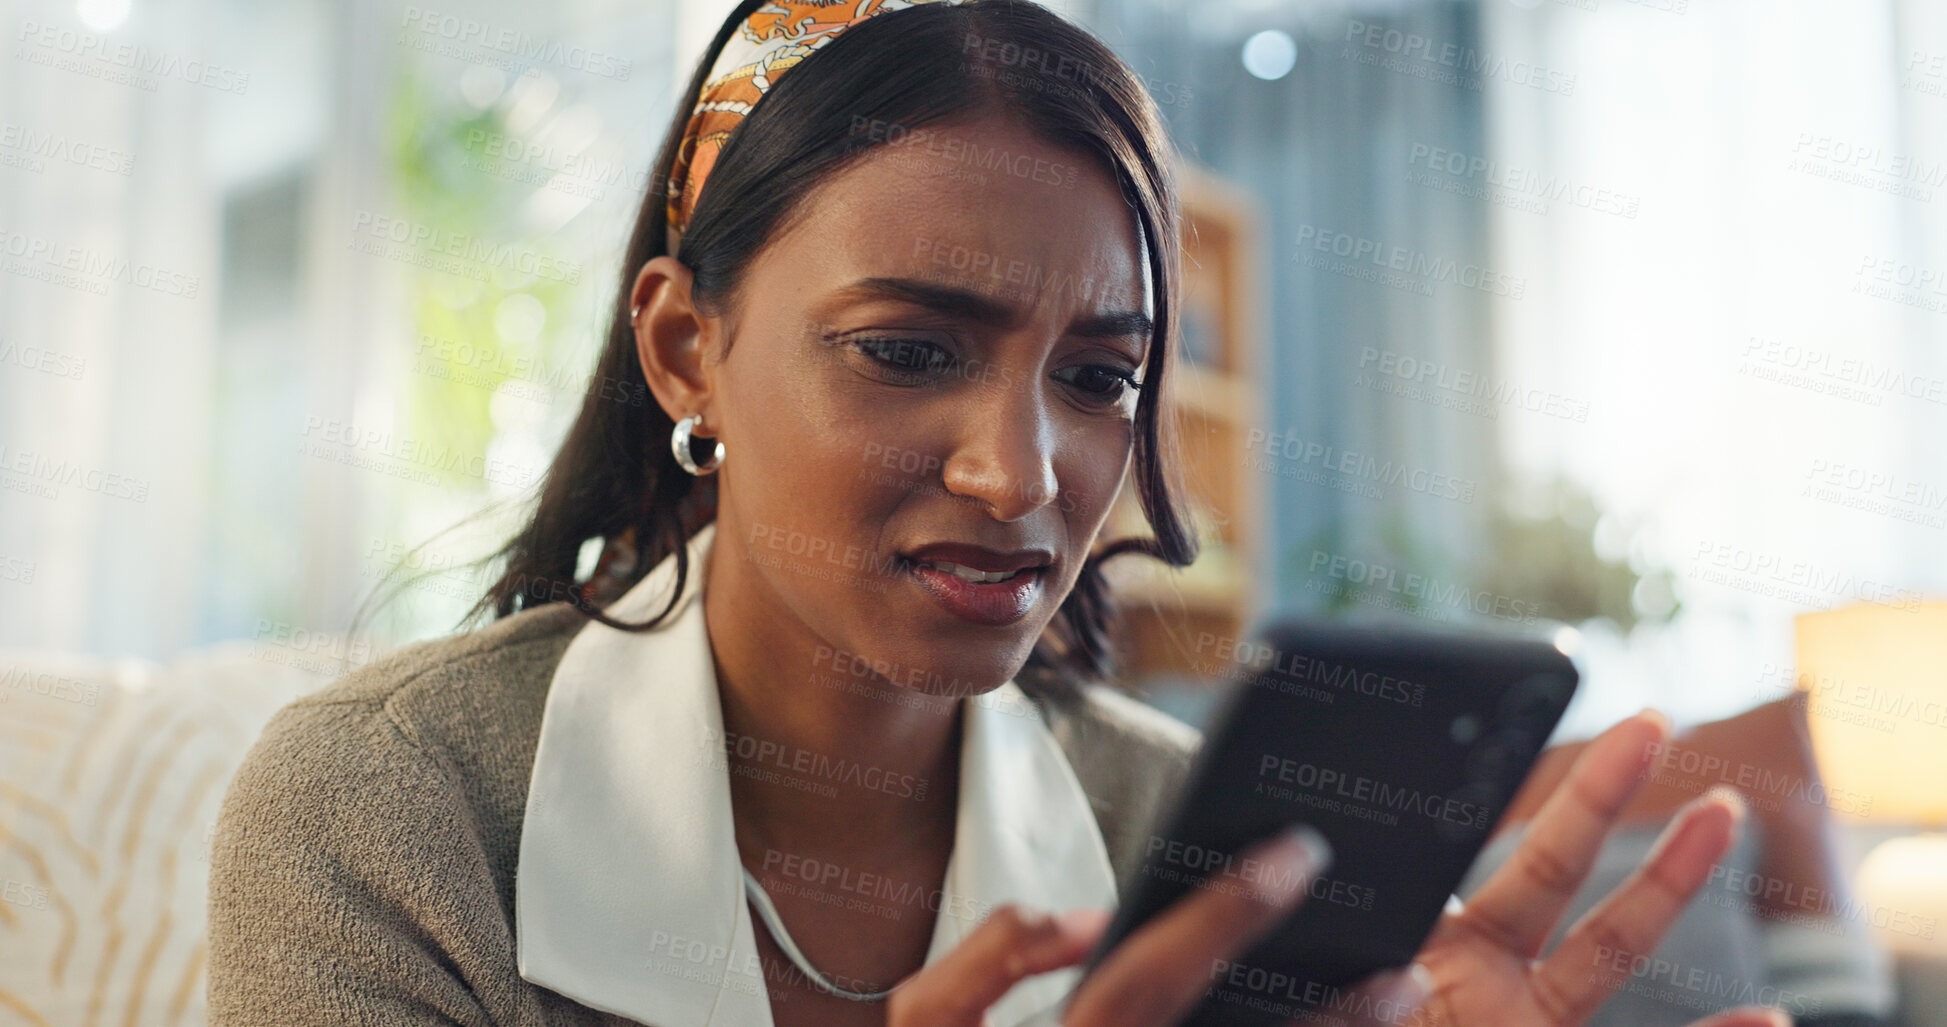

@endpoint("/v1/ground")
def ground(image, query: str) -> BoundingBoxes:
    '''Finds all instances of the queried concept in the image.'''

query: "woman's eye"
[849,336,955,384]
[1053,364,1142,404]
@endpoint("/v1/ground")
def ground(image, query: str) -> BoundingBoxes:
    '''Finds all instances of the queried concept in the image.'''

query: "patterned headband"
[663,0,973,253]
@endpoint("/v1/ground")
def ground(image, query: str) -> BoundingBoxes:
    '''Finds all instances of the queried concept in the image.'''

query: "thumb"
[886,903,1111,1027]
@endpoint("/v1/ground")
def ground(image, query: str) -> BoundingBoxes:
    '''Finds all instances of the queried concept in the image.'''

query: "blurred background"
[2,0,1944,1023]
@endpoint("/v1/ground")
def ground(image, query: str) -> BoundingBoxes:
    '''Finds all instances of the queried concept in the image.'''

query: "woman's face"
[668,113,1152,698]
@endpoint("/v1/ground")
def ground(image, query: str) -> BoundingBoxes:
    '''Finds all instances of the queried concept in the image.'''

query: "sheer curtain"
[1,0,236,656]
[1083,0,1504,636]
[1,0,687,659]
[1481,0,1947,735]
[1070,0,1946,736]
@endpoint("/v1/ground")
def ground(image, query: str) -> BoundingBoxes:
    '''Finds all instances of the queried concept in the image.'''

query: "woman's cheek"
[1055,417,1135,525]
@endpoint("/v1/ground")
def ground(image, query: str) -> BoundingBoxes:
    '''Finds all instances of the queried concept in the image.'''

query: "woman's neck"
[702,541,966,863]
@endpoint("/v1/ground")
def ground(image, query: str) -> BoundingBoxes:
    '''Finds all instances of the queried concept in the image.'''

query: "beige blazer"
[206,527,1201,1027]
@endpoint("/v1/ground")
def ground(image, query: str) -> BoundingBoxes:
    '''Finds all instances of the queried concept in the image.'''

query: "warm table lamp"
[1795,602,1947,1015]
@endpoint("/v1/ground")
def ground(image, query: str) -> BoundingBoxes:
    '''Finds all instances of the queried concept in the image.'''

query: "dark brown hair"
[380,0,1200,706]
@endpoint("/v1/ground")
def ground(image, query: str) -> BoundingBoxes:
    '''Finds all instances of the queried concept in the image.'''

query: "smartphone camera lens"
[1498,674,1568,728]
[1466,727,1533,782]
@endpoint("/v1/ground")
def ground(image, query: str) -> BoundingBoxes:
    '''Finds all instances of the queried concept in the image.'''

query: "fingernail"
[1396,963,1433,1006]
[1638,707,1672,736]
[1054,907,1111,935]
[1701,785,1747,817]
[1259,824,1331,904]
[1363,962,1433,1022]
[1282,823,1332,871]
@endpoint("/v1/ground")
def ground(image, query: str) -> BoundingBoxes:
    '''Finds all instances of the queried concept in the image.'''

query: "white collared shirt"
[516,520,1121,1027]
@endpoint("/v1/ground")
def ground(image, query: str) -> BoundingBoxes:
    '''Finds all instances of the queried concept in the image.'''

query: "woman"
[207,2,1793,1026]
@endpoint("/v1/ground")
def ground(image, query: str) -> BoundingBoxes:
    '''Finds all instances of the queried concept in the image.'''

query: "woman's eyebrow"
[834,276,1154,343]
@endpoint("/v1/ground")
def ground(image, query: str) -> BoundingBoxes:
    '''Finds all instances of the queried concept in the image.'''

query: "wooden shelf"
[1102,162,1265,689]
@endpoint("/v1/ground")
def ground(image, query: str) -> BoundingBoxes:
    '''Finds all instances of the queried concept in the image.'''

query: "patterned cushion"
[0,642,335,1026]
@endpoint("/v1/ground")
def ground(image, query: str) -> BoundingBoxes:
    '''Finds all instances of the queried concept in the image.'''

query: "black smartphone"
[1082,618,1580,1026]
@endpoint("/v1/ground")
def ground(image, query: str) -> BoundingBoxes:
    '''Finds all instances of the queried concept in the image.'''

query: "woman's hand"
[1409,710,1792,1027]
[889,710,1796,1027]
[887,823,1428,1026]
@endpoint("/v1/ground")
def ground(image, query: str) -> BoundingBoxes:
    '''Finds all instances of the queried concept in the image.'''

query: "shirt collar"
[516,520,1119,1027]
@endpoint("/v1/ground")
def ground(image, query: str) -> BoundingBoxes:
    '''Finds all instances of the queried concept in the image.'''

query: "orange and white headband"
[663,0,973,253]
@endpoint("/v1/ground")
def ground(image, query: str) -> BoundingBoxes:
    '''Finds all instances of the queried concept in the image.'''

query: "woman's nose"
[938,380,1061,522]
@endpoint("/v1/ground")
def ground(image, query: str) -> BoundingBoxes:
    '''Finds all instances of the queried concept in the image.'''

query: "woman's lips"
[900,558,1044,626]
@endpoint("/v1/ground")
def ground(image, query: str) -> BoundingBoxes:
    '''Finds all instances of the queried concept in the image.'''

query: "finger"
[887,904,1110,1027]
[1460,710,1670,957]
[1318,962,1434,1027]
[1530,788,1746,1026]
[1686,1006,1792,1027]
[1064,825,1331,1027]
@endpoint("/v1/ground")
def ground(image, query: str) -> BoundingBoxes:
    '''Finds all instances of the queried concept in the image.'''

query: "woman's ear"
[630,255,718,431]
